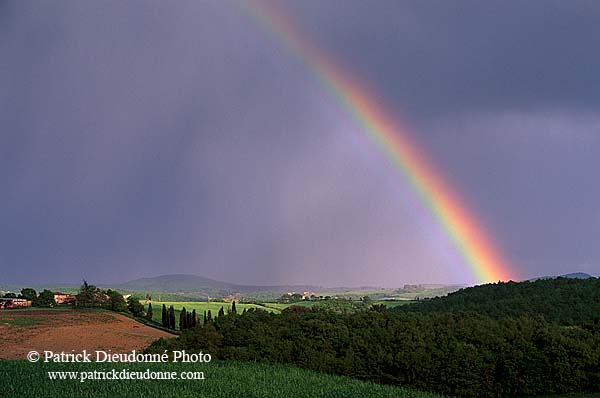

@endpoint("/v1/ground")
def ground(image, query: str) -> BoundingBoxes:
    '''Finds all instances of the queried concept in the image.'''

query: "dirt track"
[0,309,174,360]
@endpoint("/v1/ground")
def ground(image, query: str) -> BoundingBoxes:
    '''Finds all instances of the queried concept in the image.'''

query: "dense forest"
[147,278,600,397]
[397,277,600,327]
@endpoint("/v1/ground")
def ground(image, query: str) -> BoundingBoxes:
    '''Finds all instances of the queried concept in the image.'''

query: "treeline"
[148,306,600,397]
[160,304,200,330]
[397,277,600,327]
[146,278,600,397]
[76,280,146,317]
[158,302,237,331]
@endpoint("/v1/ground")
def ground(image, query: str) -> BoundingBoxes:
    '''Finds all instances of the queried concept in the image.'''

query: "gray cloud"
[0,0,598,286]
[280,0,600,118]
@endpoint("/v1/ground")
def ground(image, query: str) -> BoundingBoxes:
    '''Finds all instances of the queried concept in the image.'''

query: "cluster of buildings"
[53,292,77,305]
[0,292,77,309]
[0,298,32,309]
[279,291,315,303]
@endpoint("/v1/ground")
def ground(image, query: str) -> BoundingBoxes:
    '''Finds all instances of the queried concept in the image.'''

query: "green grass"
[143,301,280,328]
[260,301,315,310]
[0,360,442,398]
[318,288,396,297]
[0,306,73,312]
[0,316,46,327]
[0,308,64,327]
[371,300,414,308]
[263,300,416,310]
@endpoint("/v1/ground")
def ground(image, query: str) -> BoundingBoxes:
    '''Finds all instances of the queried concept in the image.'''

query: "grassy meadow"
[258,301,314,310]
[1,360,442,398]
[260,299,414,312]
[373,299,415,308]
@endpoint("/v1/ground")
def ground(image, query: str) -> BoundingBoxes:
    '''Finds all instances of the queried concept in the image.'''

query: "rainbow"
[242,0,516,283]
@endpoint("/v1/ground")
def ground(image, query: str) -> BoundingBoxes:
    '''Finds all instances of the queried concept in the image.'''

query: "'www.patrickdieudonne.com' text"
[47,369,206,383]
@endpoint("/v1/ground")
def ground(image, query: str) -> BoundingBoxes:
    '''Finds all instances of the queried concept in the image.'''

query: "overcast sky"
[1,0,599,286]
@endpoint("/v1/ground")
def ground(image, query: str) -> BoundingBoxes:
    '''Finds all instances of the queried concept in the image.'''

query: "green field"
[1,360,442,398]
[372,300,415,308]
[143,301,280,328]
[0,315,47,327]
[0,307,88,327]
[260,299,415,311]
[259,301,314,310]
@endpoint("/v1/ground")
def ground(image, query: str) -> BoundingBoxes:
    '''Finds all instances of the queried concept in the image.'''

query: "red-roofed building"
[0,298,32,309]
[53,292,77,305]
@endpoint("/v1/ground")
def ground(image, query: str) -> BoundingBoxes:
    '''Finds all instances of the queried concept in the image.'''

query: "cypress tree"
[180,307,187,330]
[146,303,153,321]
[162,304,167,327]
[191,309,197,327]
[207,309,212,323]
[218,306,225,317]
[169,305,176,329]
[203,311,207,325]
[231,301,237,314]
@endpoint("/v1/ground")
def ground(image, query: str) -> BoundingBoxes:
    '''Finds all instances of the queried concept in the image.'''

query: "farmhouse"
[0,298,32,309]
[53,292,77,305]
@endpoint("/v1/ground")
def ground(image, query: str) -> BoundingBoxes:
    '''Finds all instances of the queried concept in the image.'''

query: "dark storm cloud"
[421,111,600,278]
[281,0,600,117]
[278,0,600,279]
[1,0,598,286]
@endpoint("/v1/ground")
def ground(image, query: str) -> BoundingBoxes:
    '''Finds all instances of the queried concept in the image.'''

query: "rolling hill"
[398,276,600,325]
[114,274,322,295]
[529,272,594,281]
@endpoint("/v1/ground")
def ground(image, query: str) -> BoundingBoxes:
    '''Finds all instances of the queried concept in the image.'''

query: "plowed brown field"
[0,309,174,359]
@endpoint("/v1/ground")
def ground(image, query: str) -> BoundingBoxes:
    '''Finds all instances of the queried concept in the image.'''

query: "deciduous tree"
[106,289,127,312]
[127,296,145,317]
[20,288,37,301]
[36,289,56,307]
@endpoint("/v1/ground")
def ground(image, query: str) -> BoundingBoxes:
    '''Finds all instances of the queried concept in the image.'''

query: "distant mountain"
[115,274,239,292]
[561,272,594,279]
[0,273,469,299]
[113,274,322,295]
[529,272,595,281]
